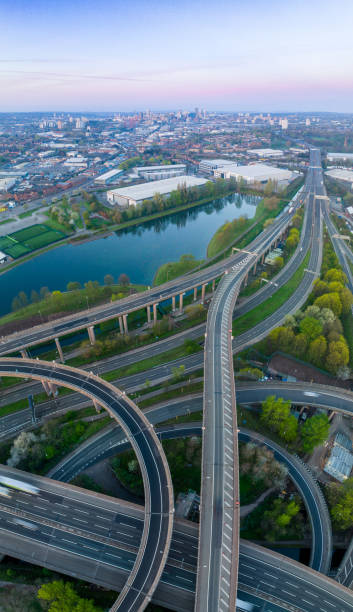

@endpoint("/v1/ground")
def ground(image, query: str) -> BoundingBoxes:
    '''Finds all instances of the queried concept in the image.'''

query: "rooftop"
[107,175,207,202]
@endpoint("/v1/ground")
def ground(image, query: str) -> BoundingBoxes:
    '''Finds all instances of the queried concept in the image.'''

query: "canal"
[0,193,259,317]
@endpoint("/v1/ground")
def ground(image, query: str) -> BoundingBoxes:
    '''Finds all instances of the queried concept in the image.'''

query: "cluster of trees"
[261,496,303,541]
[49,196,80,232]
[240,443,288,490]
[6,413,96,473]
[266,268,353,375]
[327,478,353,530]
[11,275,131,314]
[207,215,250,257]
[261,395,330,453]
[38,580,101,612]
[285,226,300,252]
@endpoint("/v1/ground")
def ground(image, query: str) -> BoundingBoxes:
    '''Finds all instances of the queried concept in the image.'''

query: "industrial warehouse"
[214,162,297,185]
[106,175,207,207]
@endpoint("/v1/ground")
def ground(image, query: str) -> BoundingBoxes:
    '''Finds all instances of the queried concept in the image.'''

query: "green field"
[0,223,66,259]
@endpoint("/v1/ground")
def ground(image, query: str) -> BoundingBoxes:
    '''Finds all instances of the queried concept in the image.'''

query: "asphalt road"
[0,358,174,612]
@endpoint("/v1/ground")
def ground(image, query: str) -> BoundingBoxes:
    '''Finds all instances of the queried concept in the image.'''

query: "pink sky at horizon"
[1,0,353,112]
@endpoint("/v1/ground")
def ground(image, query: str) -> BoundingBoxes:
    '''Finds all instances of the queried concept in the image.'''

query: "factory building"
[134,164,186,181]
[107,175,207,207]
[94,168,124,185]
[326,169,353,186]
[199,159,236,174]
[214,163,295,186]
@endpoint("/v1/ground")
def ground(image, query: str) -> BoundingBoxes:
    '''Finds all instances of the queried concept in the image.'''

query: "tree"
[337,365,351,380]
[328,478,353,530]
[40,286,50,299]
[274,256,284,271]
[266,326,295,353]
[299,316,323,341]
[185,304,206,321]
[261,497,302,541]
[67,281,81,291]
[37,580,100,612]
[104,273,114,286]
[118,273,130,286]
[308,335,327,367]
[339,287,353,314]
[324,268,347,284]
[326,338,349,373]
[291,214,302,229]
[301,414,330,453]
[293,333,308,358]
[11,296,21,311]
[261,395,298,442]
[171,365,185,382]
[18,291,28,307]
[30,289,39,303]
[314,292,342,317]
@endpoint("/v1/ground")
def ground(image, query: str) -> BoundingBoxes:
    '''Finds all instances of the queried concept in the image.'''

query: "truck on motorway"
[0,476,39,495]
[10,518,38,530]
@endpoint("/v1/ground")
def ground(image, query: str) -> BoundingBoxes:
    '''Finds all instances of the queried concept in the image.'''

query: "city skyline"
[1,0,353,112]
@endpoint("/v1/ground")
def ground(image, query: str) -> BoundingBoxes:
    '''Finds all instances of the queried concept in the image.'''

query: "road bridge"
[0,358,174,612]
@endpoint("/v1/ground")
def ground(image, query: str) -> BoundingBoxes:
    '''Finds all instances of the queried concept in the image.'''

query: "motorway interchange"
[1,150,353,611]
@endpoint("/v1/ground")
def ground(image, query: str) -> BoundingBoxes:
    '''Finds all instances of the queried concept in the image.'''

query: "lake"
[0,193,259,317]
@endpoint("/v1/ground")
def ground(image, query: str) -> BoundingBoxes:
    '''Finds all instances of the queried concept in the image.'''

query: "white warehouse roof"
[327,152,353,160]
[248,148,284,157]
[134,164,186,173]
[107,175,207,205]
[326,169,353,183]
[219,163,294,183]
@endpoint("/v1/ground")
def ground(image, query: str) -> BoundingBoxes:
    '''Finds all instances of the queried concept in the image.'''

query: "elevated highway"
[0,358,174,612]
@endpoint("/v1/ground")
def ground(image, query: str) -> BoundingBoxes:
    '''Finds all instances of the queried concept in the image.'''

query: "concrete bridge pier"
[243,273,249,287]
[49,382,57,396]
[87,326,96,345]
[153,303,158,325]
[20,349,28,359]
[193,287,197,301]
[119,316,124,334]
[253,261,257,275]
[212,279,216,292]
[179,293,184,314]
[93,398,101,413]
[55,337,65,364]
[172,296,176,311]
[123,315,128,334]
[146,306,151,324]
[201,284,206,304]
[41,379,51,396]
[261,253,265,265]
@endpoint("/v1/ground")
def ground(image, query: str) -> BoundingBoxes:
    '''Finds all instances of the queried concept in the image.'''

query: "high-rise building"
[281,118,288,130]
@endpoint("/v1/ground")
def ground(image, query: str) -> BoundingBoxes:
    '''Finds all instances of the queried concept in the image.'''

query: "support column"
[261,253,265,265]
[212,279,216,292]
[193,287,197,302]
[41,379,51,396]
[253,262,257,275]
[172,296,176,312]
[328,411,336,422]
[93,398,101,413]
[20,349,28,359]
[146,305,151,324]
[119,316,124,334]
[88,325,96,345]
[243,273,249,287]
[55,337,64,364]
[201,284,206,304]
[179,293,184,314]
[123,314,128,334]
[153,303,158,325]
[49,382,57,396]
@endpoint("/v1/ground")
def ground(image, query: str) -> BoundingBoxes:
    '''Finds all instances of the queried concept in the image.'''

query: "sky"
[1,0,353,112]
